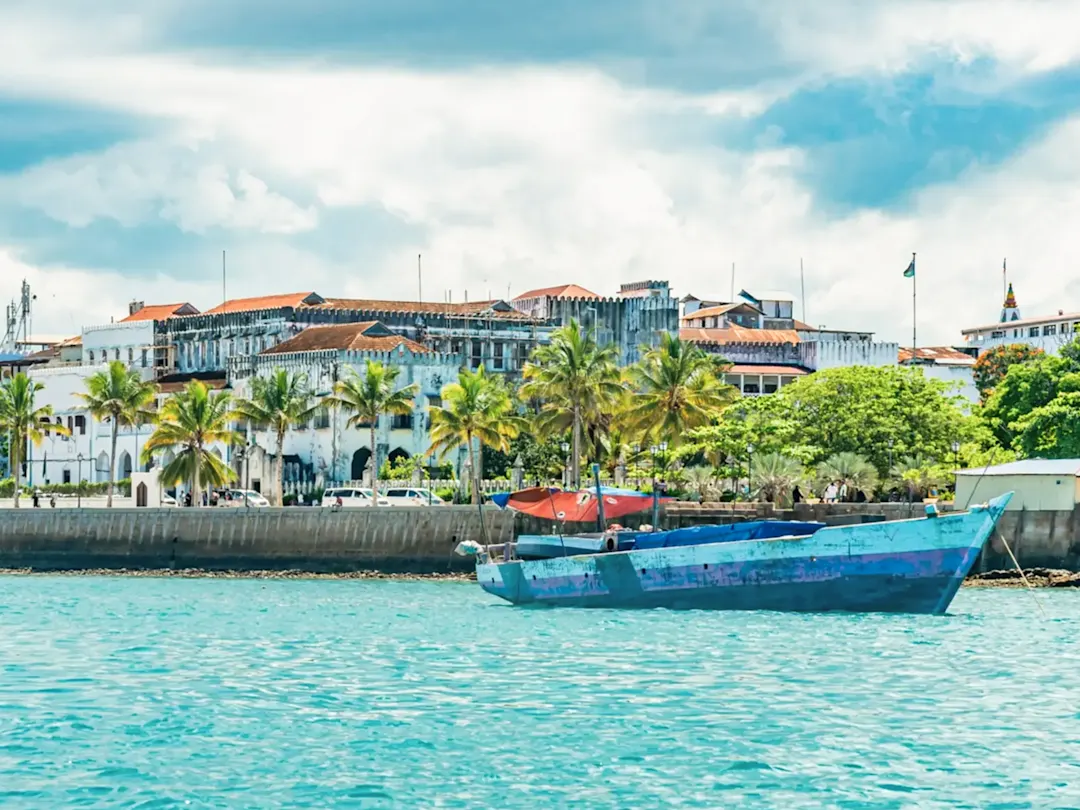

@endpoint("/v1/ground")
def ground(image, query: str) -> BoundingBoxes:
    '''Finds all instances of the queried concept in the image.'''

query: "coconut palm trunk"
[571,405,582,489]
[11,431,22,509]
[369,423,378,506]
[108,417,119,508]
[467,430,480,505]
[275,429,286,506]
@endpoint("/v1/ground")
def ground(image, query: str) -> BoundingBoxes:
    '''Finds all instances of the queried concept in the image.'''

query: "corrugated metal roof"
[514,284,599,300]
[726,364,809,376]
[955,459,1080,477]
[681,325,800,345]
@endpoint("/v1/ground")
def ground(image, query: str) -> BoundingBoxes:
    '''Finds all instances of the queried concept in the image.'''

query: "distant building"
[962,283,1080,355]
[899,346,979,405]
[680,288,898,394]
[513,280,679,364]
[956,460,1080,512]
[229,321,463,486]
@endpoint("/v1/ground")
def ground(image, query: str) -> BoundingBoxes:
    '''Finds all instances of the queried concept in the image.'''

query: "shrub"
[282,493,298,507]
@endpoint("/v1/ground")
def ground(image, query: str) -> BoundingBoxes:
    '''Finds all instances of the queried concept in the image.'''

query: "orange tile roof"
[514,284,600,300]
[57,335,83,347]
[899,346,975,365]
[261,322,430,355]
[306,298,534,320]
[726,364,809,376]
[681,303,747,322]
[121,303,199,322]
[203,292,321,315]
[681,325,800,345]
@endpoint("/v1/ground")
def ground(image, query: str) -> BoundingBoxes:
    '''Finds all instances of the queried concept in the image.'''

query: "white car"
[219,489,270,507]
[321,487,389,508]
[382,488,446,506]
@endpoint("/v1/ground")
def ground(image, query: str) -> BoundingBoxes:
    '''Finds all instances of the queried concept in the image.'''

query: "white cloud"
[4,3,1080,345]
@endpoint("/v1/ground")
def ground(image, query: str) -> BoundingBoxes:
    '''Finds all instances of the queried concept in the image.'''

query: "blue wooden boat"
[515,520,826,559]
[465,494,1011,614]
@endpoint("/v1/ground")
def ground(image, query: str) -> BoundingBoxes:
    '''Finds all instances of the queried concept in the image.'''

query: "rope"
[995,529,1047,621]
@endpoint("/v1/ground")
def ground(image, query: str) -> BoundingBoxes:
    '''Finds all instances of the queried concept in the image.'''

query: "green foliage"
[378,455,453,480]
[750,453,803,505]
[233,369,321,505]
[889,456,950,501]
[973,343,1044,401]
[1013,391,1080,459]
[0,372,67,507]
[815,452,879,497]
[520,319,622,484]
[142,381,240,503]
[429,366,523,504]
[622,333,738,447]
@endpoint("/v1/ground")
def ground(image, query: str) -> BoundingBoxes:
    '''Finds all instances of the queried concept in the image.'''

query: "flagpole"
[912,252,917,351]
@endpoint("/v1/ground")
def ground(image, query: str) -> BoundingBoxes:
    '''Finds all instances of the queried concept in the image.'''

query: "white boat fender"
[455,540,484,557]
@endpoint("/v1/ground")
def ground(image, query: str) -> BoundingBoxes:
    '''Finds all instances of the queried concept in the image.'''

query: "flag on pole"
[903,257,916,278]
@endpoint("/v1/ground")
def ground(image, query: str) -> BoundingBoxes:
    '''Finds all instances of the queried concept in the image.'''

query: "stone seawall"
[0,507,513,574]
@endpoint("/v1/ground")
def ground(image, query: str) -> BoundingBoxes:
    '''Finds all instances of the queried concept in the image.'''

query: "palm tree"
[623,333,738,448]
[142,381,240,507]
[683,465,718,503]
[751,453,803,505]
[329,360,417,504]
[890,456,945,502]
[232,369,321,506]
[80,361,159,507]
[520,320,621,488]
[816,452,878,501]
[0,373,68,508]
[429,366,522,504]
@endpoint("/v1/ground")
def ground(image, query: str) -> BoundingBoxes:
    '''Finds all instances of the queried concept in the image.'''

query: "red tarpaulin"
[497,487,660,522]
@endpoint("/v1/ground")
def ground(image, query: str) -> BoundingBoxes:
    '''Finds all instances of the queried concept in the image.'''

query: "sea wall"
[0,507,513,574]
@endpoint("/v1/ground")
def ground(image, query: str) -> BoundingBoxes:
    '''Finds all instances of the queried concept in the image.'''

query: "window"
[1044,324,1057,336]
[141,349,148,368]
[386,489,407,497]
[470,341,483,368]
[493,342,504,370]
[114,348,120,361]
[88,351,95,364]
[990,330,1006,339]
[128,348,134,364]
[428,395,442,410]
[391,414,413,430]
[314,409,330,429]
[75,415,86,435]
[67,416,73,434]
[1029,326,1040,337]
[742,383,760,394]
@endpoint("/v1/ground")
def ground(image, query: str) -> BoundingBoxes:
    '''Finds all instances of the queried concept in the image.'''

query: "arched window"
[88,351,95,364]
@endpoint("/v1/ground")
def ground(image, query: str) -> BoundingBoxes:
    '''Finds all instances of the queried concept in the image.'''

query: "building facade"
[961,284,1080,355]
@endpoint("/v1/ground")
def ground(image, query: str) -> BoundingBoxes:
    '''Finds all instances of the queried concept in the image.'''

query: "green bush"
[0,477,13,498]
[435,487,456,502]
[282,493,298,507]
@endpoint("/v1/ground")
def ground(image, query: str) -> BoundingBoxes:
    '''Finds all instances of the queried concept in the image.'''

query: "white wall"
[956,474,1079,512]
[799,339,899,371]
[914,364,979,406]
[81,322,155,368]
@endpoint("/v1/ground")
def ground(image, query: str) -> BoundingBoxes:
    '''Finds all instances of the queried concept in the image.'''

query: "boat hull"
[476,495,1011,614]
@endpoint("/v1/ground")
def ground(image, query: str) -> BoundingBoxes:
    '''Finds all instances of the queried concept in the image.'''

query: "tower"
[999,282,1021,323]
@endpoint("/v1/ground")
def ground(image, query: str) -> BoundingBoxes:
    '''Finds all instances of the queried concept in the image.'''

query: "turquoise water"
[1,580,1079,809]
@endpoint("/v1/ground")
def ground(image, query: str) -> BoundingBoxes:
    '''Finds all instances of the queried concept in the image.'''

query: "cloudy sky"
[3,0,1080,344]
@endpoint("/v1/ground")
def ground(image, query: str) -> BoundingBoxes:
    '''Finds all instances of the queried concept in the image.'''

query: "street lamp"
[561,441,570,488]
[951,440,961,469]
[77,453,84,508]
[746,443,755,499]
[726,454,736,493]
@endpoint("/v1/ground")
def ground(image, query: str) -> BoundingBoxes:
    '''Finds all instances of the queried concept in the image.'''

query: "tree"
[1013,391,1080,459]
[429,366,523,504]
[233,369,321,506]
[763,366,970,474]
[623,332,738,447]
[329,360,418,504]
[751,453,803,505]
[0,373,68,507]
[973,343,1044,401]
[980,355,1078,449]
[520,320,621,488]
[816,452,878,500]
[79,361,159,507]
[142,381,239,506]
[889,455,948,502]
[682,466,718,502]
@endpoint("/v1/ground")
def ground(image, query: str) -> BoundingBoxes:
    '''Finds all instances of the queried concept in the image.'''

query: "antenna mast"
[800,258,807,323]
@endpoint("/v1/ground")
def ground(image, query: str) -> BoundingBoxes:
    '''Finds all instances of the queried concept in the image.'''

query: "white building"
[899,347,979,405]
[961,283,1080,355]
[229,321,464,489]
[956,460,1080,512]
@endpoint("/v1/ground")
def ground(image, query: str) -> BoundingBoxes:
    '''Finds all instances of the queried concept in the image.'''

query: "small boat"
[464,491,1012,614]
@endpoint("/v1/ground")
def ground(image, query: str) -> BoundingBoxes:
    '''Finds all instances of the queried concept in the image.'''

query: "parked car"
[321,487,390,508]
[383,487,446,506]
[218,489,270,508]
